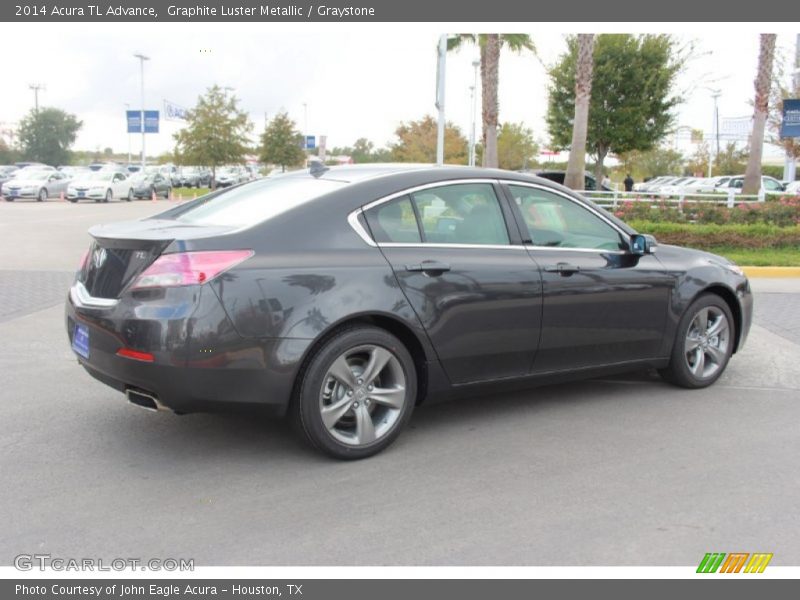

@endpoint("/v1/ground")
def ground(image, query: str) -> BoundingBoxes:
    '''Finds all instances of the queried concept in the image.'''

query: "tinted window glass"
[411,183,509,245]
[172,177,346,227]
[364,196,421,243]
[509,185,625,251]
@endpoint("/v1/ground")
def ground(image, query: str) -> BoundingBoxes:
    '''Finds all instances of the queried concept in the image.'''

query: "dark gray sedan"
[66,164,752,459]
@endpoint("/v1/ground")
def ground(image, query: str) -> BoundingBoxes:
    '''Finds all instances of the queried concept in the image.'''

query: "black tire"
[659,293,735,389]
[67,198,78,203]
[104,189,112,203]
[38,188,47,202]
[126,188,133,202]
[163,187,170,199]
[291,326,417,460]
[4,197,14,202]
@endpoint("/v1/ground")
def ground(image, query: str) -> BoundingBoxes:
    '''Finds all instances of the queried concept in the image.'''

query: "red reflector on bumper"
[116,348,155,362]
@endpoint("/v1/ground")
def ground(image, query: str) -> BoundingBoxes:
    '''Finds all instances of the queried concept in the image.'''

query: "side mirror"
[630,234,657,255]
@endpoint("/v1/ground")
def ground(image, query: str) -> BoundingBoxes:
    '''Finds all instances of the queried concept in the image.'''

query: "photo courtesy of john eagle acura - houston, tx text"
[65,164,753,459]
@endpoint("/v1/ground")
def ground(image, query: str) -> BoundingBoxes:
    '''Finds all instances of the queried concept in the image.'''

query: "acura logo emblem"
[92,248,107,269]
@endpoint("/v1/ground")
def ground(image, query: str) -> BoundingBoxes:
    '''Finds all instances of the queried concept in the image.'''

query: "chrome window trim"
[347,209,376,247]
[70,281,119,308]
[379,242,527,251]
[360,178,500,212]
[346,177,634,255]
[499,179,631,244]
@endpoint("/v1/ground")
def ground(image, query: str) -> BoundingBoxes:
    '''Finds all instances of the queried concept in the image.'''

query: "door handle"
[405,261,451,275]
[544,263,581,275]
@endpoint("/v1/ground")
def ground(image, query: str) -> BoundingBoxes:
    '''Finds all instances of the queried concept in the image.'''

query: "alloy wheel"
[319,344,407,447]
[684,307,730,380]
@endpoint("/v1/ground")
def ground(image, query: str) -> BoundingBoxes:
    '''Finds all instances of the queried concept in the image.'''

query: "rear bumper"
[65,282,310,416]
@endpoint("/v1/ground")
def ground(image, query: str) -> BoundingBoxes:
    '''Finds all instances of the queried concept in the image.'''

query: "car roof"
[277,163,573,185]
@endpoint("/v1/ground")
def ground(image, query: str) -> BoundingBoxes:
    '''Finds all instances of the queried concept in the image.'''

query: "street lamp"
[28,83,45,113]
[133,53,150,169]
[469,59,480,167]
[705,88,721,177]
[124,103,132,166]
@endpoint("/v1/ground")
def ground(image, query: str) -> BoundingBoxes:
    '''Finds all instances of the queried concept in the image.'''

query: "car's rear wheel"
[292,326,416,459]
[659,294,734,389]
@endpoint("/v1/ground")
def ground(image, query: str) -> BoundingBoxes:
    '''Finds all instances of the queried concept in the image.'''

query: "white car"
[3,168,70,201]
[784,180,800,196]
[67,170,134,203]
[722,175,786,195]
[692,176,732,193]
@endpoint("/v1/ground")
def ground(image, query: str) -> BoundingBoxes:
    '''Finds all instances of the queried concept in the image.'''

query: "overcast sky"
[1,23,797,161]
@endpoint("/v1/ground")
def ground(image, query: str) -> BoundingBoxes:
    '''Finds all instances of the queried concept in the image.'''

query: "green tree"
[744,34,777,194]
[686,142,710,176]
[618,145,684,179]
[259,112,305,172]
[390,115,468,164]
[497,122,539,170]
[547,34,683,185]
[0,138,20,164]
[17,107,82,165]
[174,85,253,187]
[448,34,535,168]
[564,34,595,190]
[715,142,749,176]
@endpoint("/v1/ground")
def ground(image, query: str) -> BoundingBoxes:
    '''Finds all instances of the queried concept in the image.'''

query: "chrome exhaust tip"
[125,388,170,412]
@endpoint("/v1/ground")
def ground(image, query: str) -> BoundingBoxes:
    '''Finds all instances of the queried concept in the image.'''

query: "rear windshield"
[171,177,346,227]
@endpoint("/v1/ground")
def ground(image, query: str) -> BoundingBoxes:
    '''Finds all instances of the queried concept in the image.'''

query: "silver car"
[3,168,71,201]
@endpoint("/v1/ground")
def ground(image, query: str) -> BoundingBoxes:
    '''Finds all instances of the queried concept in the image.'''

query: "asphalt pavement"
[1,199,798,566]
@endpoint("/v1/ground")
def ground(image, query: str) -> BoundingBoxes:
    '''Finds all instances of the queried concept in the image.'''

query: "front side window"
[509,185,626,251]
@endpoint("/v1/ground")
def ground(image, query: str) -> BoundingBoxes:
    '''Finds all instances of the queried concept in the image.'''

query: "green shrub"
[612,196,800,227]
[626,221,800,250]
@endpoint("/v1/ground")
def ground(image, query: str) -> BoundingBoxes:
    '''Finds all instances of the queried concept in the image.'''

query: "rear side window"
[411,183,509,245]
[172,177,346,227]
[364,197,422,243]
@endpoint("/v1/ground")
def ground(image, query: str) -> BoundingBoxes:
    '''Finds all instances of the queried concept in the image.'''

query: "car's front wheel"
[38,188,47,202]
[292,326,417,459]
[126,188,133,202]
[659,294,735,388]
[104,189,112,203]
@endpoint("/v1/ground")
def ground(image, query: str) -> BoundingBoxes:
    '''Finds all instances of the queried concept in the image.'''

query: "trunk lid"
[81,219,238,299]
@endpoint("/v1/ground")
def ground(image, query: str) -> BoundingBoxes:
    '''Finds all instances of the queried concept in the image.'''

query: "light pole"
[706,88,721,177]
[28,83,45,113]
[133,53,150,169]
[124,103,132,166]
[469,59,479,167]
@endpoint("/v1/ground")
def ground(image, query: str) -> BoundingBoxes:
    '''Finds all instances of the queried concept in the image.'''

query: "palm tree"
[448,34,535,168]
[564,34,595,191]
[743,34,777,195]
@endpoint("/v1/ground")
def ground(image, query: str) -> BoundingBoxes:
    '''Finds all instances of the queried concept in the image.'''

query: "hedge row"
[611,196,800,227]
[626,221,800,250]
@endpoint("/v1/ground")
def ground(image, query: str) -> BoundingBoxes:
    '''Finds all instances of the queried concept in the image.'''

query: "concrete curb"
[742,266,800,278]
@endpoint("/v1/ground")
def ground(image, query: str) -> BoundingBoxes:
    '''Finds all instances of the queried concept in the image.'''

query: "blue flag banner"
[126,110,159,133]
[780,99,800,139]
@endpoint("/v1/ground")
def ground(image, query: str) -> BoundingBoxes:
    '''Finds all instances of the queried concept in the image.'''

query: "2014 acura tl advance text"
[66,164,753,459]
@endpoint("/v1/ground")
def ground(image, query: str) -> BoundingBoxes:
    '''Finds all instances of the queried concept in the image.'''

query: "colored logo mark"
[697,552,773,573]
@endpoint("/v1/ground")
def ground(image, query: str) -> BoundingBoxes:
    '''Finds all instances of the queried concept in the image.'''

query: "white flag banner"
[164,100,189,121]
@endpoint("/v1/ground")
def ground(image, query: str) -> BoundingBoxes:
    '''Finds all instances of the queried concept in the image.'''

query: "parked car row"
[634,174,790,196]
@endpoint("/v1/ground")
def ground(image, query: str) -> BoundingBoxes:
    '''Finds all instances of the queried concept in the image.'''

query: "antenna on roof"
[309,160,329,178]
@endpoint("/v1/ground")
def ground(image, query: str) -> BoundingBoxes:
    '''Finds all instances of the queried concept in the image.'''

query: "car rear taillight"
[131,250,253,290]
